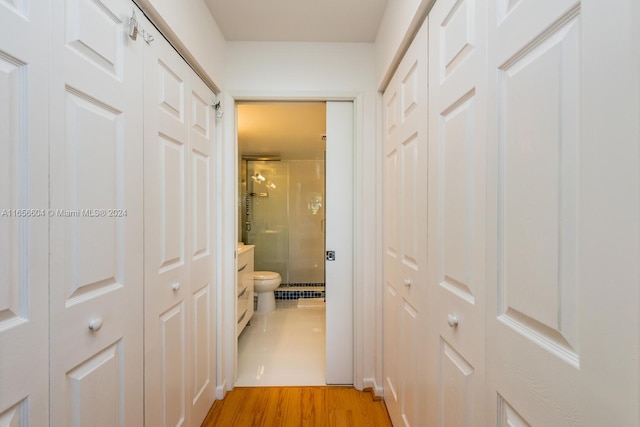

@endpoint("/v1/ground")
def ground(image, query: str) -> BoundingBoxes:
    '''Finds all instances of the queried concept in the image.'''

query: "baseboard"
[362,377,384,401]
[215,380,227,400]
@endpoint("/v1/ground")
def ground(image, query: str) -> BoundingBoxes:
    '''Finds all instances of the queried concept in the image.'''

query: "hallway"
[201,386,391,426]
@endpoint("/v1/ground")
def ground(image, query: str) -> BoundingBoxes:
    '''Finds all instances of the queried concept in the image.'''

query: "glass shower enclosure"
[243,160,325,285]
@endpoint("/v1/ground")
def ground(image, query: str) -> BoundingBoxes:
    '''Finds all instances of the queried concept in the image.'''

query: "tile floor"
[236,299,326,386]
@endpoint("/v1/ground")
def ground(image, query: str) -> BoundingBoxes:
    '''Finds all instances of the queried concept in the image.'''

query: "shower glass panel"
[245,160,325,286]
[288,161,325,285]
[247,161,290,282]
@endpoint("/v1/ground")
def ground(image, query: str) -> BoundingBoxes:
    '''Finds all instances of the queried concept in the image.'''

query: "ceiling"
[210,1,387,160]
[238,102,327,161]
[204,0,388,42]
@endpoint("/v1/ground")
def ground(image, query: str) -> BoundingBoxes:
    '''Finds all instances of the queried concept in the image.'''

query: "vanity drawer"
[237,245,255,336]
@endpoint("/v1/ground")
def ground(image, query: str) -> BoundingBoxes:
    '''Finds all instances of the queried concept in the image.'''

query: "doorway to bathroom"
[237,102,327,386]
[235,101,354,386]
[239,102,326,296]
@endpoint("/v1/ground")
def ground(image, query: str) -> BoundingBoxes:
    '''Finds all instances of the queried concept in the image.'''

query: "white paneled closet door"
[382,20,429,427]
[186,62,217,424]
[426,0,487,425]
[144,30,191,427]
[49,0,144,425]
[485,1,581,423]
[0,2,50,425]
[485,0,640,425]
[144,29,216,427]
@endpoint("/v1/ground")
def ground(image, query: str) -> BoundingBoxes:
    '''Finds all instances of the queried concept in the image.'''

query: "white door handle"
[88,318,103,331]
[447,314,459,327]
[403,278,412,287]
[172,282,181,291]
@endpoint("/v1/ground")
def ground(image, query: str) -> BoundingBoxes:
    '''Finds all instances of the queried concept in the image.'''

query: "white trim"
[363,377,384,398]
[218,92,239,395]
[219,90,367,391]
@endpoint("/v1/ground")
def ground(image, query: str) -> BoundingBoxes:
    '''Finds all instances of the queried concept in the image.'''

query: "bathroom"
[236,102,328,385]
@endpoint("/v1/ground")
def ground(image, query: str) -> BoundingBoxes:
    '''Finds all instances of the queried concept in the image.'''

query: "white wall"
[374,0,434,89]
[226,41,382,393]
[226,42,375,94]
[136,0,226,88]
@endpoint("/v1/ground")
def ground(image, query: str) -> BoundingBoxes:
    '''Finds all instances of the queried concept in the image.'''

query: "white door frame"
[216,91,366,397]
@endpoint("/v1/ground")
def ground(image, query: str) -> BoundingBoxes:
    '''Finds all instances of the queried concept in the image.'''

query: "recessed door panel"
[64,89,122,304]
[161,303,186,426]
[439,340,474,427]
[385,149,398,259]
[0,398,27,426]
[401,62,419,120]
[439,0,476,79]
[66,342,123,426]
[0,0,25,16]
[440,92,476,303]
[191,150,210,259]
[497,395,531,427]
[65,0,122,78]
[401,133,419,268]
[192,286,211,400]
[0,53,27,330]
[382,280,400,417]
[191,90,210,138]
[160,135,186,272]
[498,13,579,356]
[400,299,419,426]
[385,92,398,142]
[159,61,185,121]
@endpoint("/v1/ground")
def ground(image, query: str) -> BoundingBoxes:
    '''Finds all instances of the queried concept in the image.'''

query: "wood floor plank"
[201,386,392,427]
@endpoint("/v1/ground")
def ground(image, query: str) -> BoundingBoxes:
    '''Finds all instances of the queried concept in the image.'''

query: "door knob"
[403,278,412,287]
[447,314,459,327]
[88,318,103,331]
[172,282,181,291]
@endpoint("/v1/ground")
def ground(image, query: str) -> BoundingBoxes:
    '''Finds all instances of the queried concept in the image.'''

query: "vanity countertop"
[237,243,255,255]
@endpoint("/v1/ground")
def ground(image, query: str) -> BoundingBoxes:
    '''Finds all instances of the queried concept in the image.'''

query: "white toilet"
[253,271,281,313]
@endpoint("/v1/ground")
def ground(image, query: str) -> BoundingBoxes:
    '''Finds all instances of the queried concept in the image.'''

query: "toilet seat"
[253,271,280,280]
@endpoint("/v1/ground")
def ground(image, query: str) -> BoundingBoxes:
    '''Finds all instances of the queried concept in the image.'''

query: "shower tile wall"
[247,160,325,286]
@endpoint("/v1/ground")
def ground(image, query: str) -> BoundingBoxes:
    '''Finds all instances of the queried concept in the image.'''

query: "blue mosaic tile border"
[274,289,325,300]
[279,282,325,288]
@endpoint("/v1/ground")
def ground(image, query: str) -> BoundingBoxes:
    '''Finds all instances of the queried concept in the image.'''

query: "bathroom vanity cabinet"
[237,245,255,336]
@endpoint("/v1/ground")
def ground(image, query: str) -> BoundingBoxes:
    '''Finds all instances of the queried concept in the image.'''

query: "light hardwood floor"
[201,386,393,426]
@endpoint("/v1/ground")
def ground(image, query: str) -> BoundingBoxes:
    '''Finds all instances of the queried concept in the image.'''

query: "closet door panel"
[0,2,49,425]
[49,0,144,425]
[188,71,216,424]
[144,31,191,427]
[427,0,487,424]
[382,19,429,427]
[485,0,600,425]
[485,0,640,425]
